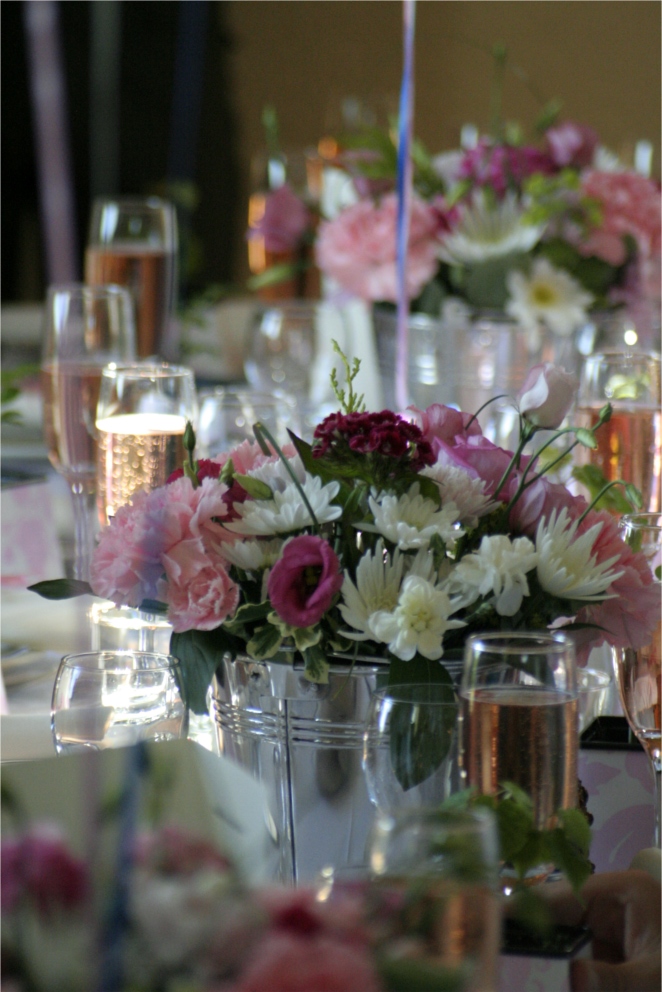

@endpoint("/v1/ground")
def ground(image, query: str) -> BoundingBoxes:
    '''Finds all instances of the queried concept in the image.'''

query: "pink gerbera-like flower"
[268,535,343,628]
[315,192,439,302]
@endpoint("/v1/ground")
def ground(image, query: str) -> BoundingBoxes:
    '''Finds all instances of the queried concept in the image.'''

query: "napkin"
[1,712,56,762]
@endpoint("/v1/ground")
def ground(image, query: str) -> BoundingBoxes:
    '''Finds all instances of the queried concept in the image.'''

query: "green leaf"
[571,465,633,514]
[292,625,323,652]
[28,578,93,600]
[388,691,457,791]
[388,654,455,689]
[624,484,643,510]
[494,797,534,865]
[234,474,273,500]
[227,600,272,627]
[246,623,283,660]
[169,627,243,714]
[378,956,469,992]
[575,428,597,450]
[302,644,330,684]
[557,807,591,856]
[545,827,592,894]
[246,260,305,292]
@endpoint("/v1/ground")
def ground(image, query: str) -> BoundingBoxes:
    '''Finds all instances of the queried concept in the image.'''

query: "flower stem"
[464,393,510,430]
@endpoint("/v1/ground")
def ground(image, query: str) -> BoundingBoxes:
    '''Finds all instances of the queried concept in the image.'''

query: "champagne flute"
[85,197,178,359]
[613,512,662,845]
[575,350,661,512]
[459,632,578,840]
[95,363,197,525]
[41,283,136,580]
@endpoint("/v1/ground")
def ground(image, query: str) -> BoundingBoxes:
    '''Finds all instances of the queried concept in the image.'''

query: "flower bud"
[518,362,579,428]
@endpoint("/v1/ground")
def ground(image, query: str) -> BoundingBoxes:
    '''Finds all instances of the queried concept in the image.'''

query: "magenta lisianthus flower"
[315,193,439,302]
[457,139,556,196]
[1,827,88,917]
[517,362,579,429]
[268,535,343,628]
[406,403,483,448]
[248,183,311,253]
[545,120,599,169]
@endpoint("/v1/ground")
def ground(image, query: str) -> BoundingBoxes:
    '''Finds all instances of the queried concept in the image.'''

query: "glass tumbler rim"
[58,650,180,673]
[100,361,195,381]
[464,629,575,655]
[46,282,134,302]
[618,511,662,530]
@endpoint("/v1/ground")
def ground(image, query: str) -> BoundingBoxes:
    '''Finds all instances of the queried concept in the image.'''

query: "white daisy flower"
[421,463,496,528]
[446,534,538,617]
[364,483,463,550]
[226,473,341,535]
[339,540,406,641]
[370,575,465,661]
[247,454,306,491]
[536,508,624,601]
[438,191,545,265]
[506,257,594,337]
[219,538,283,572]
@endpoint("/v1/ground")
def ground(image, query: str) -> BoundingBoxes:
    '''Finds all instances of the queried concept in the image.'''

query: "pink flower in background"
[248,183,311,253]
[578,170,662,267]
[406,403,482,449]
[268,535,343,628]
[517,362,579,428]
[1,826,88,917]
[457,139,556,196]
[315,193,439,302]
[545,120,599,169]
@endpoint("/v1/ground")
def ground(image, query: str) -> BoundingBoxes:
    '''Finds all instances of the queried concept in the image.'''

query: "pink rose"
[159,540,238,632]
[545,120,599,169]
[248,184,311,253]
[406,403,482,448]
[315,193,439,302]
[517,362,579,428]
[268,535,343,628]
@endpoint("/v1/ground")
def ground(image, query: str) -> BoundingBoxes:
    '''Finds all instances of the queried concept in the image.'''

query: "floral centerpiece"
[33,351,659,714]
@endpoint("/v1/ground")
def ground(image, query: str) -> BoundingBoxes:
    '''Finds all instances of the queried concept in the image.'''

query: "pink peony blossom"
[159,541,238,632]
[406,403,483,448]
[248,183,311,253]
[1,826,88,917]
[315,193,439,302]
[517,362,579,428]
[457,139,556,196]
[578,170,662,268]
[268,535,343,628]
[545,120,599,169]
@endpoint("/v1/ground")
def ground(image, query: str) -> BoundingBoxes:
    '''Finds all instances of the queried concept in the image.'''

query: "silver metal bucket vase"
[211,654,387,884]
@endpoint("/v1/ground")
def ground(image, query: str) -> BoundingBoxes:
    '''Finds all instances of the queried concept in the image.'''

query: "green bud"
[598,403,612,426]
[234,474,273,500]
[575,428,598,449]
[219,458,235,485]
[184,420,196,455]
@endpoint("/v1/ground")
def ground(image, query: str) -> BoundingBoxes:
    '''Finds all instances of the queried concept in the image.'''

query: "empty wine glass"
[196,386,300,457]
[363,683,459,813]
[85,196,178,358]
[51,650,187,754]
[41,283,136,580]
[613,512,662,845]
[95,363,197,525]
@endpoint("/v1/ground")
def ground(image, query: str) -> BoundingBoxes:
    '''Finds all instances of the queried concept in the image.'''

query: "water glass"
[363,683,459,813]
[51,650,187,754]
[459,632,578,831]
[95,363,197,524]
[575,350,661,512]
[89,601,172,653]
[86,196,178,358]
[196,386,301,457]
[577,667,612,734]
[368,807,501,992]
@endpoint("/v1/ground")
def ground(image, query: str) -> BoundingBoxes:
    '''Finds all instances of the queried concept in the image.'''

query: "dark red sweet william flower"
[167,459,223,485]
[313,410,434,471]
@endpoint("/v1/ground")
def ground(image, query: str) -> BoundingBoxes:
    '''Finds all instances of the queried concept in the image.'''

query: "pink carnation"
[159,540,238,632]
[248,183,311,253]
[268,535,343,628]
[545,120,599,169]
[315,193,439,302]
[579,170,662,268]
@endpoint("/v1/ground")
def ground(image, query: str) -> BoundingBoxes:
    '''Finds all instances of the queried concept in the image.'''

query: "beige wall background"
[224,0,661,282]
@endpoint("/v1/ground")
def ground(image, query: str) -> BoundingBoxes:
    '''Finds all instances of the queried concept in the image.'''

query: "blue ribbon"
[395,0,416,411]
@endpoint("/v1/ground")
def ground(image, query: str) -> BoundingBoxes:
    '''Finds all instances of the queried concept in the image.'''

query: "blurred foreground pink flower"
[315,193,439,302]
[1,826,88,917]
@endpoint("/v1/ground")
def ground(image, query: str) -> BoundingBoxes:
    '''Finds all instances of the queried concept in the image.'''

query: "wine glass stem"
[653,762,661,848]
[70,481,97,581]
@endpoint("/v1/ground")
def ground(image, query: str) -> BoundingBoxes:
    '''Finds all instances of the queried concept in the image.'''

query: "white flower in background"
[421,463,496,528]
[339,540,405,641]
[219,538,283,572]
[446,534,538,616]
[365,483,462,550]
[438,191,545,265]
[370,575,465,661]
[226,474,341,535]
[506,257,594,337]
[536,508,623,600]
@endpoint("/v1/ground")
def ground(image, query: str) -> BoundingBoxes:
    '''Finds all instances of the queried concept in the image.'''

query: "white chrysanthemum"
[226,474,341,535]
[219,538,283,571]
[370,575,465,661]
[247,454,306,491]
[421,463,496,528]
[364,483,463,550]
[536,507,624,601]
[339,540,406,641]
[446,534,538,617]
[506,258,594,337]
[438,191,545,265]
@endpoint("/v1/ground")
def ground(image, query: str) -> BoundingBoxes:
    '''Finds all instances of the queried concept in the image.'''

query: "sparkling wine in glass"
[613,512,662,845]
[574,350,661,512]
[41,284,136,579]
[85,197,178,358]
[459,632,578,850]
[95,363,197,525]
